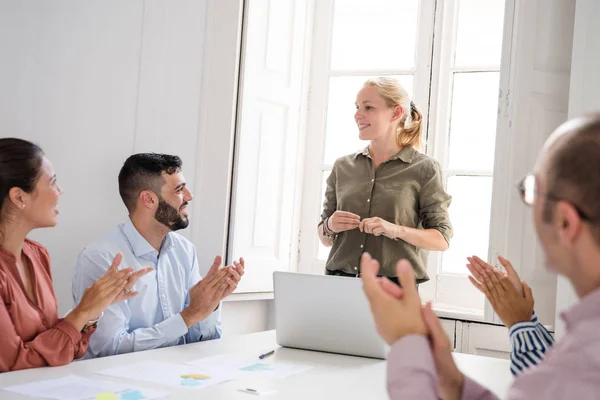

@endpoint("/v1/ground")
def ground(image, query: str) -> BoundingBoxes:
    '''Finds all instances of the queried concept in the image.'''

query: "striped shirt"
[508,311,555,376]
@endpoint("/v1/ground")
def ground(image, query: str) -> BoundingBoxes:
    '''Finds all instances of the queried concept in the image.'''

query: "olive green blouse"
[319,147,453,282]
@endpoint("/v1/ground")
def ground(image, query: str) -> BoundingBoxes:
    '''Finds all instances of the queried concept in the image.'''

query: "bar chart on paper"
[96,360,237,390]
[1,375,167,400]
[186,355,313,380]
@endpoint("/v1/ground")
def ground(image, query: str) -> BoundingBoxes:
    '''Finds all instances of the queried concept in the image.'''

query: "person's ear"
[391,105,403,122]
[139,190,159,211]
[555,201,583,246]
[8,187,28,210]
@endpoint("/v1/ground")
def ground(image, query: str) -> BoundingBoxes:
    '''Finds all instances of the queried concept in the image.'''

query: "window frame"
[298,0,511,322]
[298,0,436,272]
[424,0,504,318]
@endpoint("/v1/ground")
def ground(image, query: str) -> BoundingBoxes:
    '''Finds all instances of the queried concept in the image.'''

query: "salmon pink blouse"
[0,239,94,372]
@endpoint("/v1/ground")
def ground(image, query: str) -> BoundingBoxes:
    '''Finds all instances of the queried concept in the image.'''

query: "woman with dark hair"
[0,138,150,372]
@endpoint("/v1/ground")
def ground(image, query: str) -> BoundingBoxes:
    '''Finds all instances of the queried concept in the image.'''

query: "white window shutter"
[488,0,575,327]
[230,0,312,292]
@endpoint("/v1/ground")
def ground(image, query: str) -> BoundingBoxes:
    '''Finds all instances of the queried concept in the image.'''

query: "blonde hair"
[363,77,423,150]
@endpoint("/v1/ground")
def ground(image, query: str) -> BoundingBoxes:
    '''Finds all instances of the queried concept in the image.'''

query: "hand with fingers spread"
[360,253,426,345]
[221,257,245,298]
[68,253,146,329]
[181,255,232,327]
[112,264,154,305]
[469,255,522,293]
[466,255,534,328]
[359,217,398,238]
[327,211,361,233]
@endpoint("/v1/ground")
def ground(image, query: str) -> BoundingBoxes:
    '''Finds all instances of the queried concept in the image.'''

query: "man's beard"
[155,199,189,231]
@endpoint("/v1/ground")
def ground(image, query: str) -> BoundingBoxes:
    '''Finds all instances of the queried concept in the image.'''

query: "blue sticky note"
[180,378,201,387]
[120,390,146,400]
[240,363,275,372]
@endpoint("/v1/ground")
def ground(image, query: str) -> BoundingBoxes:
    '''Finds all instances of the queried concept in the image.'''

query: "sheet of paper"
[186,355,254,371]
[187,355,312,379]
[239,362,312,379]
[2,375,167,400]
[96,360,237,389]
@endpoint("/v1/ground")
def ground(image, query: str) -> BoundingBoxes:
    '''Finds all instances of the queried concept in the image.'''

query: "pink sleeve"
[461,376,499,400]
[75,324,96,359]
[0,302,84,372]
[386,335,439,400]
[387,335,500,400]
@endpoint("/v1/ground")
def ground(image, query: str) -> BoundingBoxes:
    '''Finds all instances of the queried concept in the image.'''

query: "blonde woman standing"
[318,77,453,286]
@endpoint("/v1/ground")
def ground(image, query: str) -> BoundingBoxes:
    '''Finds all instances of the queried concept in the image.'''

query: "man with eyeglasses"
[360,114,600,399]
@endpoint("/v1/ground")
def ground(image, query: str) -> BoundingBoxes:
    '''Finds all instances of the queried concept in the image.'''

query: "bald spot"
[539,113,600,243]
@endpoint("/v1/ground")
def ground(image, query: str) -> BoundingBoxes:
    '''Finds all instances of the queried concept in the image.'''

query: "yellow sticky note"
[95,393,119,400]
[181,373,211,380]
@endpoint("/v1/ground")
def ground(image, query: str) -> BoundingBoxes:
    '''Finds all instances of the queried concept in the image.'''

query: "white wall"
[0,0,145,307]
[0,0,273,334]
[222,299,275,336]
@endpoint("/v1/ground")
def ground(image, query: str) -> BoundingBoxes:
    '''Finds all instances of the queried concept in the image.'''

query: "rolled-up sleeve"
[319,164,338,224]
[419,160,453,244]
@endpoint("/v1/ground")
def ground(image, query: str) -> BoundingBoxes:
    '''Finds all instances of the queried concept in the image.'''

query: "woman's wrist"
[392,225,405,240]
[325,217,336,234]
[85,311,103,325]
[64,307,92,331]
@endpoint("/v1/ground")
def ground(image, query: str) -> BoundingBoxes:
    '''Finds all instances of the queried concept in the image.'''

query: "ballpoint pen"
[259,349,275,359]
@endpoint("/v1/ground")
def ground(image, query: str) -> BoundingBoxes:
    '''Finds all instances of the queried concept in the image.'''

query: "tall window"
[299,0,505,319]
[430,0,505,315]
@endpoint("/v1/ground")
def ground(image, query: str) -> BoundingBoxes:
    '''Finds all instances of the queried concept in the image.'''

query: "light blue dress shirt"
[72,219,222,358]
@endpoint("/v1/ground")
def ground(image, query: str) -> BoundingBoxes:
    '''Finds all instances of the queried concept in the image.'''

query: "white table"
[0,330,513,399]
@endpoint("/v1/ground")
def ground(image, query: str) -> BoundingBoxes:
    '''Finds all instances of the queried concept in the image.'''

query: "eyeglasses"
[516,174,593,221]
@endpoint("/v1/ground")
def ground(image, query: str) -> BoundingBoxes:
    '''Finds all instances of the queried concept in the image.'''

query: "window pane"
[447,72,499,171]
[323,75,414,165]
[318,242,330,261]
[441,176,492,274]
[454,0,505,67]
[331,0,419,70]
[318,170,331,261]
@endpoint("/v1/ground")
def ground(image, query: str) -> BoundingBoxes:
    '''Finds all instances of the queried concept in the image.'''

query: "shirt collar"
[0,239,39,263]
[121,219,175,258]
[560,286,600,331]
[355,146,417,163]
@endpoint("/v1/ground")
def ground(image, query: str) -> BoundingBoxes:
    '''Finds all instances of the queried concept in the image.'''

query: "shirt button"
[371,179,374,182]
[367,199,370,203]
[360,245,364,248]
[354,267,358,271]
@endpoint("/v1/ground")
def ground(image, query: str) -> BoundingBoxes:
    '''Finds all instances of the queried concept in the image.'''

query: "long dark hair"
[0,138,45,243]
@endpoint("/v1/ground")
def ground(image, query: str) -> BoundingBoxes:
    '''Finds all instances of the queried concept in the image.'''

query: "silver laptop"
[273,271,389,359]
